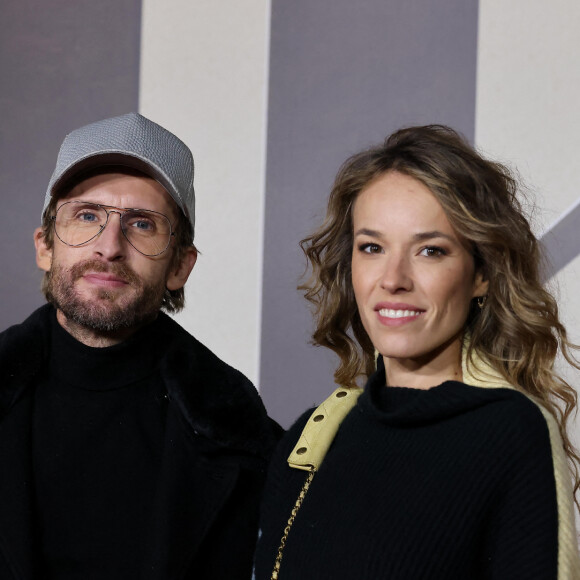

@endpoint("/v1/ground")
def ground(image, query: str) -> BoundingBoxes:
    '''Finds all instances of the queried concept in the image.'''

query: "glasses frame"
[51,200,176,257]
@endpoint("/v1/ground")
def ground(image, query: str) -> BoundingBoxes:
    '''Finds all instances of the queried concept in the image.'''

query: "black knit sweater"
[33,310,168,576]
[254,365,569,579]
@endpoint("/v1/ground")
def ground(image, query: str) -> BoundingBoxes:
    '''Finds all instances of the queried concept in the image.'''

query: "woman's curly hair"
[300,124,579,504]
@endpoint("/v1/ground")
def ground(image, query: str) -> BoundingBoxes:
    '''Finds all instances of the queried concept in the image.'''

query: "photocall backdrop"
[1,1,579,460]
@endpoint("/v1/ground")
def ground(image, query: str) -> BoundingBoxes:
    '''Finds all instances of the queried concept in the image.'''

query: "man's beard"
[45,259,167,332]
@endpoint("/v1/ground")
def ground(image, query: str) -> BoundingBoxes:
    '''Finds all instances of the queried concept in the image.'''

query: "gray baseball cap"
[43,112,195,235]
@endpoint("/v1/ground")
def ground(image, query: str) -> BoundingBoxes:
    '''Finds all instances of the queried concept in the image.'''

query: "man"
[0,113,279,579]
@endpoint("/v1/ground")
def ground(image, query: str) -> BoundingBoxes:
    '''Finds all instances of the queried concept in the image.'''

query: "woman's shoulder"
[460,349,559,442]
[459,382,556,440]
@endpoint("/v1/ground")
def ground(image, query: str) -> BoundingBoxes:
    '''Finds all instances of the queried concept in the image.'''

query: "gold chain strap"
[271,466,317,580]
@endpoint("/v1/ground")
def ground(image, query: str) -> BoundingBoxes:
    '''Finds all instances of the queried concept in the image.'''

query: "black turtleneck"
[32,311,169,578]
[254,366,560,579]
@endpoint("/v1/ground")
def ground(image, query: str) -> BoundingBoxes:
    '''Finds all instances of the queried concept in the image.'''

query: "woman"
[254,125,580,579]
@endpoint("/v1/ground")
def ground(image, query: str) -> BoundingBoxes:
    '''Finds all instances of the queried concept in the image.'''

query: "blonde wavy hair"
[300,124,579,503]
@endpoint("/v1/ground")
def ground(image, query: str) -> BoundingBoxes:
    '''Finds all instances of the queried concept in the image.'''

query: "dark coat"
[0,305,281,579]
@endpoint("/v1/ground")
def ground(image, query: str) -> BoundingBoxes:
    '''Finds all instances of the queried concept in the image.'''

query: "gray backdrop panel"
[0,0,141,331]
[260,0,480,427]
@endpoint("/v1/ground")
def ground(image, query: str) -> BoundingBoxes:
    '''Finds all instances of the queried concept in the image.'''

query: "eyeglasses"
[52,201,175,257]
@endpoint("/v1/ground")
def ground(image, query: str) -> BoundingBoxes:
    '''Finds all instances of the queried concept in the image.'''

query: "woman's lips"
[375,303,425,326]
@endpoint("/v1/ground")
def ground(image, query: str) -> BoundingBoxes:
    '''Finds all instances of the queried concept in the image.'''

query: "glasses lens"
[54,202,173,256]
[55,202,108,246]
[121,209,172,256]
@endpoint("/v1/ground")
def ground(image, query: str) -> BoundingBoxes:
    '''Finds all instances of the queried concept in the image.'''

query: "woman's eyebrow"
[412,230,456,243]
[354,228,457,243]
[353,227,382,238]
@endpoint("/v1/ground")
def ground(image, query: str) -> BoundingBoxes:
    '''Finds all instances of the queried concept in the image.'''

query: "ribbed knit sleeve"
[478,396,562,578]
[487,401,580,580]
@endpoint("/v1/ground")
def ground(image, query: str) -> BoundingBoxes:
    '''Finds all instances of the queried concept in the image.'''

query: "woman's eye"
[359,243,381,254]
[420,246,446,257]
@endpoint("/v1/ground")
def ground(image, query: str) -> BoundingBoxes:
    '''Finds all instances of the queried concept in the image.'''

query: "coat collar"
[155,312,279,458]
[0,304,278,459]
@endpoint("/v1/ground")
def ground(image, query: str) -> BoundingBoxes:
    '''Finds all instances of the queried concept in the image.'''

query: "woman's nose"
[379,254,413,293]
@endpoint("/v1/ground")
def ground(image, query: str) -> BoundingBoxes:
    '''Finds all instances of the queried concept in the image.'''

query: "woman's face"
[351,171,488,387]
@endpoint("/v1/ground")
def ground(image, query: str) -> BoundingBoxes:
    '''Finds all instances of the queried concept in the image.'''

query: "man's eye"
[126,215,156,232]
[134,220,153,230]
[77,212,99,223]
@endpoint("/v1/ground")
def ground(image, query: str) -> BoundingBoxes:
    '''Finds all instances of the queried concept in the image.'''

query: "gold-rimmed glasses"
[52,201,175,257]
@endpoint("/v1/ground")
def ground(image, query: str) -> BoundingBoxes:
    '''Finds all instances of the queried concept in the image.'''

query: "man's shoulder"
[155,311,259,407]
[0,305,53,411]
[156,313,282,456]
[1,304,52,335]
[0,304,52,360]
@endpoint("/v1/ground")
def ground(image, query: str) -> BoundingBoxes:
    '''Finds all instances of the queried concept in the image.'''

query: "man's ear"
[34,227,53,272]
[166,247,197,291]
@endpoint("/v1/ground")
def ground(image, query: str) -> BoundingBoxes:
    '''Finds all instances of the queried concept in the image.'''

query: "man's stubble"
[45,259,167,332]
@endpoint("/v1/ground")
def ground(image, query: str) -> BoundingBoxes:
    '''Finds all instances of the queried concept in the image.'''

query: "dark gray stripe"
[260,0,480,427]
[0,0,142,331]
[540,200,580,282]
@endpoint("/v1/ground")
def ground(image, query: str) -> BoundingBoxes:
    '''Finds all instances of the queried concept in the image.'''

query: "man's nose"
[91,211,126,260]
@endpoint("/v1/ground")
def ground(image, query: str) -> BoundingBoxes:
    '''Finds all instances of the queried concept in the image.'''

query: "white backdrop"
[140,0,271,383]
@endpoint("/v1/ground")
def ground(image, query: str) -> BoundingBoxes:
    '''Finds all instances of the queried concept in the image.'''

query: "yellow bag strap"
[273,387,363,579]
[287,387,363,471]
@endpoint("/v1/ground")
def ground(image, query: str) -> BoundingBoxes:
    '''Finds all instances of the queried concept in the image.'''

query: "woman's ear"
[34,227,53,272]
[166,247,198,291]
[472,270,489,300]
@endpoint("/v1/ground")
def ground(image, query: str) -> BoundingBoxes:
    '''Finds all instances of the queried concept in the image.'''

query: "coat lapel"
[140,317,278,578]
[143,403,239,579]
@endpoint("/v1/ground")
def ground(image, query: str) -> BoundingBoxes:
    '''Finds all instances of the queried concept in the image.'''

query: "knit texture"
[462,352,580,579]
[255,364,578,579]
